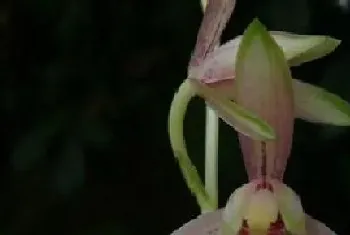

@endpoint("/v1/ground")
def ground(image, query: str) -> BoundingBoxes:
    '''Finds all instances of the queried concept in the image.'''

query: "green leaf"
[293,79,350,126]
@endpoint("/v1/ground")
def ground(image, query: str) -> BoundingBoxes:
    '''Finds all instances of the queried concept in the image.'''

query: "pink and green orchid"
[170,18,345,235]
[168,0,350,234]
[169,0,350,212]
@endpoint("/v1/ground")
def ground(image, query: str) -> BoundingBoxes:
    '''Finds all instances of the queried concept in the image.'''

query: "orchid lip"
[240,216,286,235]
[222,179,308,235]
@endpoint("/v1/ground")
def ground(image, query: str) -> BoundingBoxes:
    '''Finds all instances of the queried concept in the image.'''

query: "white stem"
[205,105,219,211]
[200,0,219,213]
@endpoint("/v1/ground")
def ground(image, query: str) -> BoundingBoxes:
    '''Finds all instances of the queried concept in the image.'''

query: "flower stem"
[205,105,219,211]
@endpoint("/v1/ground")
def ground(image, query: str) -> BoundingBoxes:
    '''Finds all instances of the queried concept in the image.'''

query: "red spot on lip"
[238,181,285,234]
[256,181,274,192]
[239,215,285,235]
[269,216,285,234]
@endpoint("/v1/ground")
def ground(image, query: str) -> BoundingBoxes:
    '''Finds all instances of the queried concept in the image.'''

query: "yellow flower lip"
[244,188,279,231]
[222,179,307,235]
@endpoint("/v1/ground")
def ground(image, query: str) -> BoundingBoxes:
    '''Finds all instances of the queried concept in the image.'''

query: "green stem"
[168,79,215,213]
[205,105,219,211]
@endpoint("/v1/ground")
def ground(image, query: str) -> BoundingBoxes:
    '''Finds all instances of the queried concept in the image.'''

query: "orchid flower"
[168,0,350,213]
[171,19,344,235]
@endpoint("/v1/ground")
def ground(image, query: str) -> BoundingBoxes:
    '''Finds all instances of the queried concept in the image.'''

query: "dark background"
[1,0,350,234]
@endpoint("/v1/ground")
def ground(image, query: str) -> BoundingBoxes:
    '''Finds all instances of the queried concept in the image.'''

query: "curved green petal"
[168,79,215,212]
[293,79,350,125]
[189,79,275,140]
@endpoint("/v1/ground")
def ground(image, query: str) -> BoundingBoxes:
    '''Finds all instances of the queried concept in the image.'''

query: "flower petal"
[234,19,294,180]
[168,78,274,213]
[171,210,222,235]
[293,79,350,126]
[272,180,307,235]
[190,79,275,140]
[269,31,340,66]
[207,78,350,127]
[222,183,255,235]
[190,32,339,84]
[189,0,237,67]
[244,189,279,233]
[168,80,216,212]
[305,215,338,235]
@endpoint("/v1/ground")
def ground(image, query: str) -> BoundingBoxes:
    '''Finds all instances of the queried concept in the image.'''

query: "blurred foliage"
[1,0,350,234]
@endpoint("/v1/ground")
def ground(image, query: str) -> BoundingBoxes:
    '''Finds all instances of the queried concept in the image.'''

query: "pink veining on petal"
[238,86,294,181]
[199,37,240,83]
[197,40,294,180]
[234,35,294,181]
[189,0,237,68]
[189,37,240,83]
